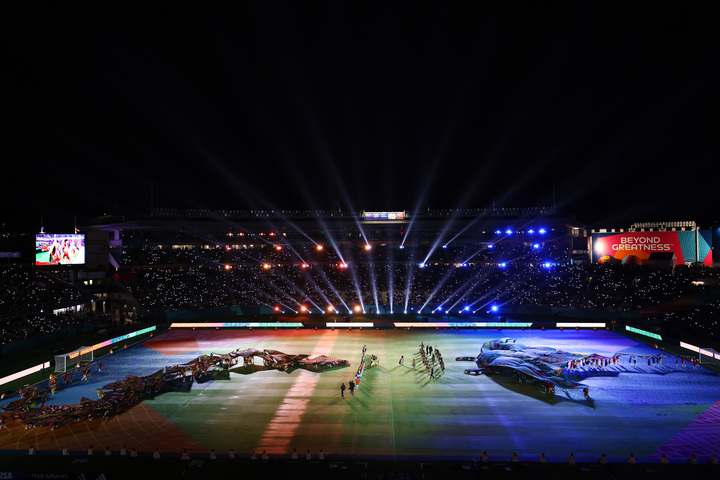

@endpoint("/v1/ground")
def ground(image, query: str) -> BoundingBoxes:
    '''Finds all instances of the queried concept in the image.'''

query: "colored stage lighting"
[491,305,499,312]
[299,306,307,312]
[353,305,362,313]
[505,229,513,235]
[262,263,271,270]
[316,244,324,251]
[533,243,540,249]
[539,228,547,234]
[364,244,372,251]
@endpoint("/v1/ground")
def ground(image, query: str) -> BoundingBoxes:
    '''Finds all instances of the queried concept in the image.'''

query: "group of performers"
[0,347,350,430]
[354,345,367,387]
[0,354,224,429]
[417,342,445,378]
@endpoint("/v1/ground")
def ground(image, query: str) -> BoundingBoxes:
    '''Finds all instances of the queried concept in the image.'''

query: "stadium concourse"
[1,325,719,480]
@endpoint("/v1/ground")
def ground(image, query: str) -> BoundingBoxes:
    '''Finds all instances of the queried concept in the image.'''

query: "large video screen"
[35,233,85,265]
[590,231,712,266]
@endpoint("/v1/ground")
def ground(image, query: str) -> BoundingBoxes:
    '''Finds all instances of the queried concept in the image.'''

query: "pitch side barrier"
[0,325,158,388]
[169,321,610,330]
[622,324,720,366]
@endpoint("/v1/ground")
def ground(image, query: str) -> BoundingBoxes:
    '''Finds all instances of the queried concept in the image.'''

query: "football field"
[2,327,718,464]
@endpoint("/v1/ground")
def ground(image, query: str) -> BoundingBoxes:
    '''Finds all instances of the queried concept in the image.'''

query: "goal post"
[54,346,94,373]
[699,348,720,367]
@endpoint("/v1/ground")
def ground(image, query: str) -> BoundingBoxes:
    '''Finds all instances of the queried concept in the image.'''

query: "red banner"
[592,232,685,265]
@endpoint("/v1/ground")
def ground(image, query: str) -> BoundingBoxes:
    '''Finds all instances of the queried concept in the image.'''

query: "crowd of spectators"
[116,244,720,339]
[2,241,719,347]
[0,266,96,345]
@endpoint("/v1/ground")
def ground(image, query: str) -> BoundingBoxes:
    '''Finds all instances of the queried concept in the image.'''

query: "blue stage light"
[539,228,547,235]
[505,229,513,235]
[499,262,507,268]
[533,243,540,249]
[491,305,499,312]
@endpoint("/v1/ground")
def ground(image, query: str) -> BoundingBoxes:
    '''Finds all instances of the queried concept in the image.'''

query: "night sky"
[2,2,717,233]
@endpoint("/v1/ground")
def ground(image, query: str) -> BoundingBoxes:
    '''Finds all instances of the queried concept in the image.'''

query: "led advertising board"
[362,211,406,221]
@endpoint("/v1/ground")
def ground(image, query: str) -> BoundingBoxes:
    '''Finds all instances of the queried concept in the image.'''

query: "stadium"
[1,208,719,480]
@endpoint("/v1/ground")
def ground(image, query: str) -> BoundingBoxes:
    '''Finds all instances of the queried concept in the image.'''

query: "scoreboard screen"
[362,211,406,221]
[35,233,86,265]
